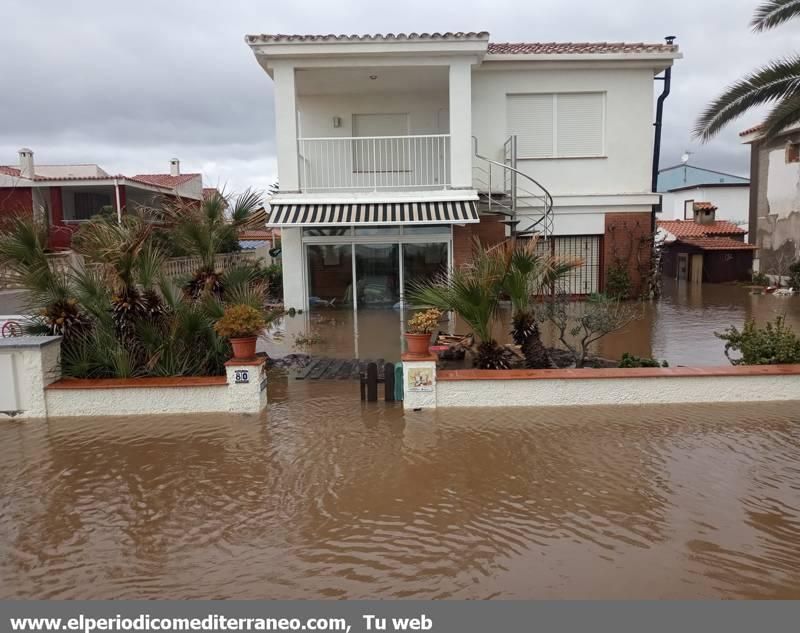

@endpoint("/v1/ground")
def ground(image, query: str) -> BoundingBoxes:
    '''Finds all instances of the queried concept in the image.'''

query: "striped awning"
[267,200,478,227]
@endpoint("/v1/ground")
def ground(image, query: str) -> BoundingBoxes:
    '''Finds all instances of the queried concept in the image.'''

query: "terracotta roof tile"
[680,237,757,251]
[0,166,21,177]
[246,32,489,44]
[131,173,200,187]
[657,219,746,238]
[739,124,763,137]
[487,41,678,55]
[239,229,279,240]
[693,201,717,211]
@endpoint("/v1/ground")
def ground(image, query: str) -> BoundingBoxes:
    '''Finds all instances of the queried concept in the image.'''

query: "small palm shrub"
[407,308,442,334]
[716,316,800,365]
[214,304,266,339]
[618,353,669,368]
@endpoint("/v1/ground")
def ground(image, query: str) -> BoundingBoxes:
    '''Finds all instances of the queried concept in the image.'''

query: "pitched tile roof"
[487,41,678,55]
[739,124,763,137]
[693,201,717,211]
[0,166,21,177]
[657,219,746,238]
[239,229,279,240]
[131,173,200,187]
[680,237,757,251]
[246,32,489,44]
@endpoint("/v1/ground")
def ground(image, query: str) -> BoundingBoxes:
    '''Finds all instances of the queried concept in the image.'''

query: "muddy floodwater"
[2,382,800,599]
[265,280,800,365]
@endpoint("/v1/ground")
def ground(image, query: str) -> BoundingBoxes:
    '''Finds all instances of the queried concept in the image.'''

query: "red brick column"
[452,215,506,268]
[603,212,652,297]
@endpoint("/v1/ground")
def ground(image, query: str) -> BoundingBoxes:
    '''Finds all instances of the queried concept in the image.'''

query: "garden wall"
[401,354,800,409]
[0,337,268,419]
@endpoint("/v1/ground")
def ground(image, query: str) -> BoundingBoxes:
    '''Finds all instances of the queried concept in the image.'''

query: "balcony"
[297,134,450,193]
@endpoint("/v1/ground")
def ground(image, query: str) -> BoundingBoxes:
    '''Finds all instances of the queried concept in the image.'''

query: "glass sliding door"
[355,243,400,309]
[402,242,448,304]
[306,244,354,310]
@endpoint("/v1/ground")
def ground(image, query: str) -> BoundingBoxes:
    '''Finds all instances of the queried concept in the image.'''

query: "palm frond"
[752,0,800,31]
[762,90,800,138]
[694,55,800,141]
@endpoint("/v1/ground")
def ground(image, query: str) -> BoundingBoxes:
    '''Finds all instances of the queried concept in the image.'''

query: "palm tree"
[408,238,509,369]
[159,189,266,300]
[487,237,581,368]
[695,0,800,141]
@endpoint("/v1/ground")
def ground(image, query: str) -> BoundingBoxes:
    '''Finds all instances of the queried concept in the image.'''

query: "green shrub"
[606,264,632,299]
[715,316,800,365]
[618,352,668,368]
[751,270,770,286]
[214,304,266,338]
[789,260,800,289]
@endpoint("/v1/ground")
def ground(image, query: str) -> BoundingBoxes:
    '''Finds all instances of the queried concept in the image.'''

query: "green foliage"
[0,215,269,379]
[751,270,771,286]
[541,293,642,368]
[606,264,633,299]
[716,315,800,365]
[788,260,800,288]
[695,1,800,141]
[407,308,442,334]
[618,353,669,368]
[214,304,267,338]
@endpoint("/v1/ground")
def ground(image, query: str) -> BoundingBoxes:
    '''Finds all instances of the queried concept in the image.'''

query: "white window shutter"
[556,93,604,157]
[506,94,554,158]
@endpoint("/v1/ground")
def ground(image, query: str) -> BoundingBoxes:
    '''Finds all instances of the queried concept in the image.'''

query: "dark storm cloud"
[2,0,794,191]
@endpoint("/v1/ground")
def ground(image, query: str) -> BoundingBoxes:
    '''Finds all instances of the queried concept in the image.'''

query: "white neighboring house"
[657,163,750,236]
[246,32,680,310]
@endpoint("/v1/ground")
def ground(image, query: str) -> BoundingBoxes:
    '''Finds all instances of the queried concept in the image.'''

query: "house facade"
[246,32,680,310]
[741,124,800,276]
[657,164,750,233]
[0,149,203,249]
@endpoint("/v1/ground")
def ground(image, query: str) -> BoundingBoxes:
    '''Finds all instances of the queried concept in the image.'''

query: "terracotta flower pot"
[230,336,258,360]
[404,332,431,356]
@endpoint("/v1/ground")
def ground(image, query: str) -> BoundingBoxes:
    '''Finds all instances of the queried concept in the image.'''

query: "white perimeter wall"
[434,374,800,407]
[471,66,655,197]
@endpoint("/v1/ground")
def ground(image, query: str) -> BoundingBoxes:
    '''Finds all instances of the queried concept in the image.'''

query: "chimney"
[18,148,35,179]
[169,158,180,177]
[693,202,717,225]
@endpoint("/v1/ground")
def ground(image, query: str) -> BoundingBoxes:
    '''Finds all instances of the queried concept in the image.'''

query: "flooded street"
[266,280,800,366]
[2,384,800,599]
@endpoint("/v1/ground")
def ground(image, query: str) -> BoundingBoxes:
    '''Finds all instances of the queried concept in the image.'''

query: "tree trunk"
[521,323,552,369]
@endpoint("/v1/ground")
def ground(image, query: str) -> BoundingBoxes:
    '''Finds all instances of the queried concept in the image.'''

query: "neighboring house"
[741,124,800,276]
[239,228,280,265]
[658,203,756,283]
[657,163,750,232]
[0,149,203,248]
[246,31,680,310]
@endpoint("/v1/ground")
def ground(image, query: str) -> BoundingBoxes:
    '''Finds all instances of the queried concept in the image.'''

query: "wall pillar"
[49,187,63,225]
[448,60,473,189]
[401,352,438,409]
[273,62,300,192]
[280,227,306,310]
[0,336,62,419]
[224,357,268,413]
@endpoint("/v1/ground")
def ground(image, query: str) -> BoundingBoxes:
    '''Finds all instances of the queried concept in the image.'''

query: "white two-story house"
[246,32,680,310]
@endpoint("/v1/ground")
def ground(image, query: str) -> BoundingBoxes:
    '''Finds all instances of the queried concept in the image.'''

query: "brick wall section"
[0,187,33,221]
[453,214,506,267]
[603,212,652,296]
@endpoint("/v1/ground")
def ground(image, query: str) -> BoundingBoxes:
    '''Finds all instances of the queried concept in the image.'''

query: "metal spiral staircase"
[472,135,554,240]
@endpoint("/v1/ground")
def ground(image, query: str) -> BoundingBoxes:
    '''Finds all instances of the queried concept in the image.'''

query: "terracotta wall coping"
[401,352,438,362]
[46,376,228,390]
[437,365,800,381]
[224,357,266,367]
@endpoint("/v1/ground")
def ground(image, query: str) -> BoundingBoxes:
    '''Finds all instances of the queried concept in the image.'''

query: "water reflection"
[264,280,800,366]
[1,390,799,599]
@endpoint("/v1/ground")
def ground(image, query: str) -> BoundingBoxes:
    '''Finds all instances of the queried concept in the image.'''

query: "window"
[72,191,112,221]
[683,199,695,220]
[786,141,800,164]
[352,113,410,172]
[507,93,605,158]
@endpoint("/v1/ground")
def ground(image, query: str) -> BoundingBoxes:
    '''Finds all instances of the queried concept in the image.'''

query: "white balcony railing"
[297,134,450,192]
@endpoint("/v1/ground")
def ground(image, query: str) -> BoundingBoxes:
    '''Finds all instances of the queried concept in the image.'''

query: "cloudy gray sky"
[3,0,796,193]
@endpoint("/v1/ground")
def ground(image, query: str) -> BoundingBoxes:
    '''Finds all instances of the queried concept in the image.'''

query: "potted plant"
[404,308,442,355]
[214,304,267,360]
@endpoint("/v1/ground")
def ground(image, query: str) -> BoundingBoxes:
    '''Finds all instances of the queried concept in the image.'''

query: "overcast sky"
[3,0,797,194]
